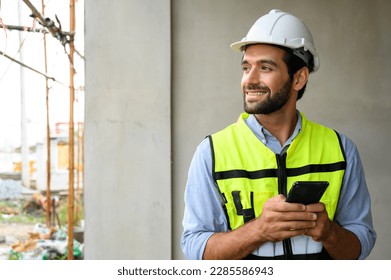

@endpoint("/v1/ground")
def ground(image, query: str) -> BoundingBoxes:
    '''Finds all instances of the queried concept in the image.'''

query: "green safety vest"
[209,113,346,231]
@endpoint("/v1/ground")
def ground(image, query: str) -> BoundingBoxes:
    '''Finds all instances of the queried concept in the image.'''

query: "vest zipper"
[276,153,293,259]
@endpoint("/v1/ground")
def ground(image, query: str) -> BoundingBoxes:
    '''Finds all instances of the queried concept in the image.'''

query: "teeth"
[247,92,267,96]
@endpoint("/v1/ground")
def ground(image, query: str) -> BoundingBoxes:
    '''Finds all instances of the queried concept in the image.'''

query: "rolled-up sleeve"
[181,138,228,260]
[336,135,377,259]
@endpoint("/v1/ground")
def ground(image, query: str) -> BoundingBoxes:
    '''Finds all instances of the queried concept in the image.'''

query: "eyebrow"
[241,59,278,68]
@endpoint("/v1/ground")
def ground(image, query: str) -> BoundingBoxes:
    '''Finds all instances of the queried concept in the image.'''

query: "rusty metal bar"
[67,0,76,260]
[41,0,52,229]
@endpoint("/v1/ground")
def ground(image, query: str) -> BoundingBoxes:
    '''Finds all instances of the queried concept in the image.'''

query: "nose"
[243,68,260,85]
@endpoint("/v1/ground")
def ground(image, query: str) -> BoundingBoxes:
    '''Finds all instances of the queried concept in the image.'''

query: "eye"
[242,65,251,73]
[260,65,272,71]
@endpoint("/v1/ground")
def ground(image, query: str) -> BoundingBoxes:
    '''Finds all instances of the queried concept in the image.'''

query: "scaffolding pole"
[18,0,30,188]
[20,0,80,259]
[67,0,76,260]
[41,0,52,228]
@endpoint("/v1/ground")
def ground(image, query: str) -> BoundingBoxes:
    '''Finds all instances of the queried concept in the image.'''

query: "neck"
[255,109,298,146]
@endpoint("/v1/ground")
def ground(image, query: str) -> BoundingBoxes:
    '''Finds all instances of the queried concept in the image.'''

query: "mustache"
[244,84,270,92]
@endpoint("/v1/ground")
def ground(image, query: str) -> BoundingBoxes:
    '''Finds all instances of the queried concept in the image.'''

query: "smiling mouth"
[246,91,268,96]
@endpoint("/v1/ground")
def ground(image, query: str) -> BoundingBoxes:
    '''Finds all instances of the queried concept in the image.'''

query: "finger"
[305,202,325,212]
[266,201,306,213]
[305,227,322,241]
[262,197,305,213]
[286,229,308,238]
[271,220,316,233]
[268,194,286,202]
[282,202,307,212]
[278,212,317,222]
[287,220,316,231]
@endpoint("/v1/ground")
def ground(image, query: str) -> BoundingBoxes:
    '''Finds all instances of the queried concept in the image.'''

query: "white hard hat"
[230,9,319,72]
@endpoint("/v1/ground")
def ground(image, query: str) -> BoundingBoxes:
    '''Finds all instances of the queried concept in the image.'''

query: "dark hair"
[278,45,312,100]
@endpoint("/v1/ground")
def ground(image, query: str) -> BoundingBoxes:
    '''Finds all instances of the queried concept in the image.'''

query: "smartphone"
[285,181,329,205]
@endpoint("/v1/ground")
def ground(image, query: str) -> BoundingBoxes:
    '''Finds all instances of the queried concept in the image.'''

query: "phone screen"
[285,181,329,205]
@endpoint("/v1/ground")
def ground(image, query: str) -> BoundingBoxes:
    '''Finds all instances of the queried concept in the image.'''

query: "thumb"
[269,194,286,202]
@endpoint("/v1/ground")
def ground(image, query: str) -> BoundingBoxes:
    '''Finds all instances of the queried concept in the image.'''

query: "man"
[181,9,376,260]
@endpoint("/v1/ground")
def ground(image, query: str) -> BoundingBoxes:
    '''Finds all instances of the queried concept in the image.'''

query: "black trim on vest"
[213,161,346,181]
[334,130,347,162]
[208,135,232,230]
[276,154,288,196]
[221,193,232,231]
[207,136,217,181]
[276,153,293,259]
[214,169,278,180]
[286,161,347,177]
[333,130,346,221]
[232,191,256,224]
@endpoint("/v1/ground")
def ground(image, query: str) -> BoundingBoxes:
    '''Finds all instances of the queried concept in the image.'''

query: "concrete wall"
[84,0,171,259]
[85,0,391,259]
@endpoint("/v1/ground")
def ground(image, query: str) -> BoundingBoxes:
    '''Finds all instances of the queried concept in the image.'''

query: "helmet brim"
[229,40,320,72]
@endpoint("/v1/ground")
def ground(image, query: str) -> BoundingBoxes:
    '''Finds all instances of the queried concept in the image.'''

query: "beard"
[243,79,292,114]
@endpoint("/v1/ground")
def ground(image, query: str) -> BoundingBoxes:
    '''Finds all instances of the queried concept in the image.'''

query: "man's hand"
[304,203,332,242]
[203,195,360,259]
[254,194,317,242]
[203,194,317,259]
[304,203,361,259]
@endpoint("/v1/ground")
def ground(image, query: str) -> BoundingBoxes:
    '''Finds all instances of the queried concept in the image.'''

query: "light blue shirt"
[181,112,376,259]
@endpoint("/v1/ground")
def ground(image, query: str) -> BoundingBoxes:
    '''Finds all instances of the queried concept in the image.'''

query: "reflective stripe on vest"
[210,112,346,232]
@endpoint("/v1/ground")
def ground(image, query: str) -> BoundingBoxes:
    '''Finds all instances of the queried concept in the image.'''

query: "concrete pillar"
[84,0,171,259]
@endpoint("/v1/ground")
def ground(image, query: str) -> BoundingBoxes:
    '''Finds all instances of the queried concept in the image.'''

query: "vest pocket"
[253,191,275,217]
[224,190,275,230]
[232,191,255,223]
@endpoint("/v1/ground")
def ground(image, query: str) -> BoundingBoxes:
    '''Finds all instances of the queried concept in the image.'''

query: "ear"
[292,67,309,91]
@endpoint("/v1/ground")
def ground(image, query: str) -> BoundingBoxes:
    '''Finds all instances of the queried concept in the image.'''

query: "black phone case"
[286,181,329,205]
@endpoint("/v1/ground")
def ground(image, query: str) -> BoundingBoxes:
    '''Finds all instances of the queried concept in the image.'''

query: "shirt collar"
[245,111,303,148]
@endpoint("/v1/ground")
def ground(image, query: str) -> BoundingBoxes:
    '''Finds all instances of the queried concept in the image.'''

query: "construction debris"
[0,205,19,215]
[1,179,84,260]
[0,223,83,260]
